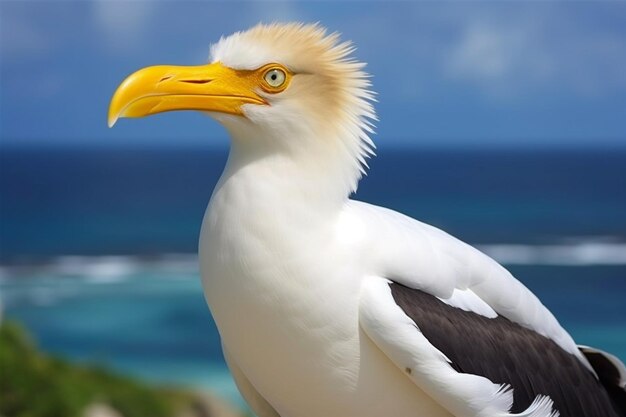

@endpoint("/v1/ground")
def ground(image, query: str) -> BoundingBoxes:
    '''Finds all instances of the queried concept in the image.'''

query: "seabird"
[108,23,626,417]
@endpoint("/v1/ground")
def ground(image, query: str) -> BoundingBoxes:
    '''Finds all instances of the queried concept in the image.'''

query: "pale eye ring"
[264,68,286,88]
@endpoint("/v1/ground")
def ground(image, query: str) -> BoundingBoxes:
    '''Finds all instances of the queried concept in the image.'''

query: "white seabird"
[108,23,626,417]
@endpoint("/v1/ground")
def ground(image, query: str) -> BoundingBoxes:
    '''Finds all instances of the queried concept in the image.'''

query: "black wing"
[390,282,624,417]
[580,346,626,416]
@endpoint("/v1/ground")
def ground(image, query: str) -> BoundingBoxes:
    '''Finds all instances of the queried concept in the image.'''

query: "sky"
[1,0,625,149]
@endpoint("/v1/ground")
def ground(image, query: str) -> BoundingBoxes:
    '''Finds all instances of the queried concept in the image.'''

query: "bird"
[108,23,626,417]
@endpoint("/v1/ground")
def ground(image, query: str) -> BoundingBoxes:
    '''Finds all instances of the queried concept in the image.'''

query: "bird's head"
[109,23,376,193]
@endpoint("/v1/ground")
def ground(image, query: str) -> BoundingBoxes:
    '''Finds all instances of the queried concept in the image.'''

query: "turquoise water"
[1,260,625,410]
[1,148,625,410]
[0,262,244,406]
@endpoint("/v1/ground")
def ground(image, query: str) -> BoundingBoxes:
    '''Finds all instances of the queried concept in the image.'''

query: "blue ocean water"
[2,148,626,258]
[1,147,625,409]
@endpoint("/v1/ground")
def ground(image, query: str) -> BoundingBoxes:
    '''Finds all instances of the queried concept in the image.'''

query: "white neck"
[201,127,354,279]
[212,120,365,220]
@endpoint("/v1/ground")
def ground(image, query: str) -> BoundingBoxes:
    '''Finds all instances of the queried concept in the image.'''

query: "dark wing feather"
[580,346,626,416]
[390,282,624,417]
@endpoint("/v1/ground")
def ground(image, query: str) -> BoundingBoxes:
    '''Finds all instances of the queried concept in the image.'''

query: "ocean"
[1,147,625,409]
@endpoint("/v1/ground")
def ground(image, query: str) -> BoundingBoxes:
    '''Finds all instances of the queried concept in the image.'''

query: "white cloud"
[449,25,519,79]
[444,21,555,96]
[440,5,626,98]
[92,0,155,53]
[338,3,626,100]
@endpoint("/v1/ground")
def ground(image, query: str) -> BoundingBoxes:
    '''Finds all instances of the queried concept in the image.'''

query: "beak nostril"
[158,75,173,83]
[180,79,213,84]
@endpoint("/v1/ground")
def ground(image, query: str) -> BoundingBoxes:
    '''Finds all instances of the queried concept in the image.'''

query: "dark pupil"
[271,73,277,80]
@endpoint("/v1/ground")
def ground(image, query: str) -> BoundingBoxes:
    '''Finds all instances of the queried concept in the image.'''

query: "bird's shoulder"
[343,199,501,287]
[344,199,585,363]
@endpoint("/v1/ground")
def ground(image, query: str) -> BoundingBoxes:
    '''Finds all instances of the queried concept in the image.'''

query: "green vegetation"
[0,320,192,417]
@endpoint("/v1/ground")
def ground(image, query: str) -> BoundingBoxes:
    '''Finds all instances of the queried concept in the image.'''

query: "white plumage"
[109,22,625,417]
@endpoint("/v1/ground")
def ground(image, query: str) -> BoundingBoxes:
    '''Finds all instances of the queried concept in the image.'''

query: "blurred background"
[1,1,625,416]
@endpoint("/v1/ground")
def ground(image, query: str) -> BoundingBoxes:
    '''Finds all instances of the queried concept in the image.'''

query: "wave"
[477,241,626,266]
[0,254,201,310]
[0,240,625,281]
[0,253,200,281]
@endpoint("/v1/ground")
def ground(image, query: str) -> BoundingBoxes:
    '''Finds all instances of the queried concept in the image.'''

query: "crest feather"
[211,22,377,193]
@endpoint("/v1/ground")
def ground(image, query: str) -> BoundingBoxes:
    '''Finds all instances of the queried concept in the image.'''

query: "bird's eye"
[264,68,286,89]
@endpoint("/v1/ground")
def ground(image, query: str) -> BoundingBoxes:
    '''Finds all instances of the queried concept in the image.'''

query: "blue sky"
[1,1,625,149]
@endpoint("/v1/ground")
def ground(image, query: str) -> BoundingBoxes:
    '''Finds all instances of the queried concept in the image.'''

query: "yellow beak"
[108,62,267,127]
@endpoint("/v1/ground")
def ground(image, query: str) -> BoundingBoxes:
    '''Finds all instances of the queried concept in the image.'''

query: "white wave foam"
[0,253,199,281]
[53,255,141,282]
[0,241,624,282]
[478,242,626,266]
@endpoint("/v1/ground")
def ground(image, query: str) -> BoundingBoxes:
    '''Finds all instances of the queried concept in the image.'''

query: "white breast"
[198,164,449,417]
